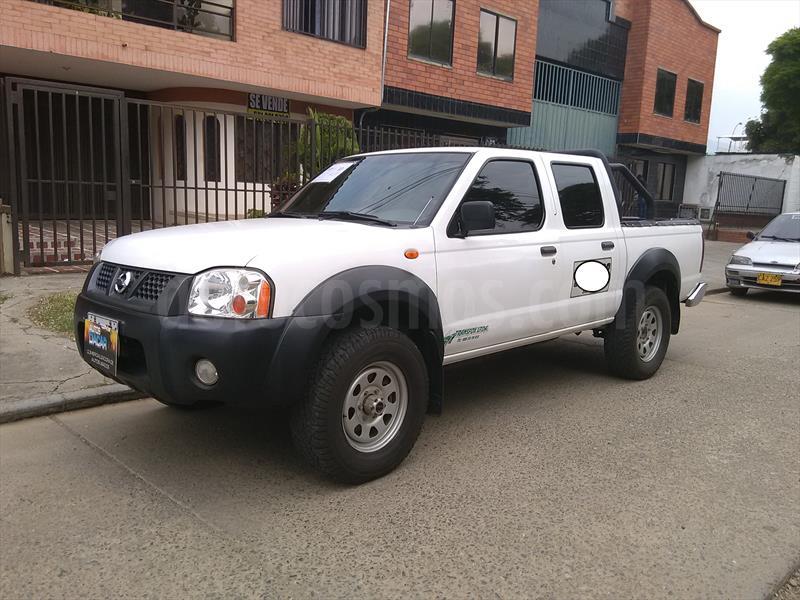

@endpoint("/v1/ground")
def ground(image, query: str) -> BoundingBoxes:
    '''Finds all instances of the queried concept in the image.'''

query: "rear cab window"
[551,163,605,229]
[454,159,545,235]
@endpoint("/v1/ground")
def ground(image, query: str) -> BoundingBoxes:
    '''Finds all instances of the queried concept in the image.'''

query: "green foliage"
[246,209,266,219]
[746,28,800,154]
[27,292,78,337]
[297,109,360,178]
[0,292,10,306]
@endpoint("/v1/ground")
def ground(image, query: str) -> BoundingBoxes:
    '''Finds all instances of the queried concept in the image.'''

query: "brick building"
[0,0,718,269]
[615,0,719,213]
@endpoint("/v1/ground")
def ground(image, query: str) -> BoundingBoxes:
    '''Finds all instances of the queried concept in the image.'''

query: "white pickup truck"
[75,148,706,482]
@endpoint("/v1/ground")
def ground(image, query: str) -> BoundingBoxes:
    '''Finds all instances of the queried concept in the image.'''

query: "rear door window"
[461,160,544,234]
[552,164,605,229]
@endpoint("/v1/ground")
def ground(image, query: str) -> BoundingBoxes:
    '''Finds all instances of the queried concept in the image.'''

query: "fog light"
[195,359,218,386]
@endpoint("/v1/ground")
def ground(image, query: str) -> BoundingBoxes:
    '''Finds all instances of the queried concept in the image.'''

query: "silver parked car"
[725,212,800,296]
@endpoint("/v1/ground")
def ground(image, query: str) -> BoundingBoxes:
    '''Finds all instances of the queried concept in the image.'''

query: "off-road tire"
[291,326,428,483]
[604,285,671,380]
[728,287,748,297]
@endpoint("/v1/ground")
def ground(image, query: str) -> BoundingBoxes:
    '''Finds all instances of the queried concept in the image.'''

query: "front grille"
[95,263,116,291]
[133,272,175,301]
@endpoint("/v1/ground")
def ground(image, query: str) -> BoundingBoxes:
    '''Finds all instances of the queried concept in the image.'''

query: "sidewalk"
[0,273,142,423]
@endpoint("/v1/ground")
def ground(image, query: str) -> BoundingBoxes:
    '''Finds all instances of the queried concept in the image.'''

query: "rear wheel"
[291,326,428,483]
[604,285,671,380]
[728,286,748,297]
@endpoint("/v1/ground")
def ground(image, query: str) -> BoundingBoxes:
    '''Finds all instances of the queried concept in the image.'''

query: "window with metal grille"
[533,60,621,116]
[235,117,276,184]
[203,116,220,182]
[408,0,455,65]
[174,115,187,181]
[282,0,367,48]
[655,162,675,201]
[654,69,677,117]
[684,79,704,123]
[477,10,516,80]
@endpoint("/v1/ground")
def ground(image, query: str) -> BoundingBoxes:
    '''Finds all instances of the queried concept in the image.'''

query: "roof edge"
[682,0,721,34]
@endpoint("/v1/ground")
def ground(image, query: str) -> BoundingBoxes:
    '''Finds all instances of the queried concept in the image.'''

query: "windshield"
[758,214,800,241]
[277,152,470,226]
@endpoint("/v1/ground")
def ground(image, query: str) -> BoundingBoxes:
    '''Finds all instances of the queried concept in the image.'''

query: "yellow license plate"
[756,273,782,286]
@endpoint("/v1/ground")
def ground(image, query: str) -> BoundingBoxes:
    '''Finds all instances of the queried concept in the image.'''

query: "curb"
[0,384,147,424]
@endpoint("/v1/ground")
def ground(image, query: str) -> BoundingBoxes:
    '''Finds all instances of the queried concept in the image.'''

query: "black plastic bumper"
[74,293,329,407]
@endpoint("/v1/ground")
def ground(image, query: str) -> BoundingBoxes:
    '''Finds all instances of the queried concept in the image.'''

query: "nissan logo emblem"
[113,271,133,294]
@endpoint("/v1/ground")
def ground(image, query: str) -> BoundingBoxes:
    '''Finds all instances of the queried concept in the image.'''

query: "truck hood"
[100,218,418,274]
[735,240,800,267]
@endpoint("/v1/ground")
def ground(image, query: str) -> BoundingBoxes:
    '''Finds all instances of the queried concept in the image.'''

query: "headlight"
[729,255,752,266]
[188,269,272,318]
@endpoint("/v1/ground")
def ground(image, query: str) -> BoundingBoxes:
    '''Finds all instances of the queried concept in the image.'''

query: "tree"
[745,28,800,154]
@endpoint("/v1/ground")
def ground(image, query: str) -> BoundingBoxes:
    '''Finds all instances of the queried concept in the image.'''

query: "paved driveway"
[1,291,798,599]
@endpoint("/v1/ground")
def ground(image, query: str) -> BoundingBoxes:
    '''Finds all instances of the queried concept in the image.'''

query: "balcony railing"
[35,0,235,41]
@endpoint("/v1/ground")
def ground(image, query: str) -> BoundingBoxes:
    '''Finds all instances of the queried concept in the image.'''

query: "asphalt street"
[1,291,798,599]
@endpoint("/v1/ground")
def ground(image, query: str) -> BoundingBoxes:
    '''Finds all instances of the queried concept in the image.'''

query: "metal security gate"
[4,78,126,269]
[709,171,787,237]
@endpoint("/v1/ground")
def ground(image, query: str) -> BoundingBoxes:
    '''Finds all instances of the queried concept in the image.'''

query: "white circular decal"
[574,261,610,292]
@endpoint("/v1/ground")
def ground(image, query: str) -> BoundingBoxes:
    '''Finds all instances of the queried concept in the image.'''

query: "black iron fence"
[3,77,684,271]
[706,171,787,239]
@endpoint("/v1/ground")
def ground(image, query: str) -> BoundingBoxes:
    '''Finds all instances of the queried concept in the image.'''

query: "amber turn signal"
[404,249,420,259]
[256,281,271,317]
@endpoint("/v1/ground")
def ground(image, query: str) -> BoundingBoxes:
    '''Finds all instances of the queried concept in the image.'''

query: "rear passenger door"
[546,161,624,327]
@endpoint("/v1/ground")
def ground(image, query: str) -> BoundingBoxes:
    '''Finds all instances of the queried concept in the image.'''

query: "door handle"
[540,246,557,256]
[601,241,615,251]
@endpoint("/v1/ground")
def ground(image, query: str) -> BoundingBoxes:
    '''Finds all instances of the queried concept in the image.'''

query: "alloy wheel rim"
[637,306,663,362]
[342,361,408,453]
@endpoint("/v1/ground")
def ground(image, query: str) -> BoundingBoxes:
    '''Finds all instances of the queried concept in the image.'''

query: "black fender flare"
[271,266,445,413]
[621,248,682,334]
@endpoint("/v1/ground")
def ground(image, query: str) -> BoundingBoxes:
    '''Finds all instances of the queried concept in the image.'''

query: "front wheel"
[604,285,671,380]
[291,326,428,483]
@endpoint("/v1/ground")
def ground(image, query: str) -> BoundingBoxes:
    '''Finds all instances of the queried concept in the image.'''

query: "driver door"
[434,158,563,360]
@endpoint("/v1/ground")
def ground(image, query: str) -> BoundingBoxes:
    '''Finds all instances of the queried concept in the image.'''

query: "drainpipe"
[380,0,391,107]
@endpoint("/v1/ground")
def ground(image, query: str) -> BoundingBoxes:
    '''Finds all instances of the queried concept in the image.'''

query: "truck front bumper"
[75,293,328,407]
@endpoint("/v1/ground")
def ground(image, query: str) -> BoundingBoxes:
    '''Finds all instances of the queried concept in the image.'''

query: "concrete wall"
[684,154,800,213]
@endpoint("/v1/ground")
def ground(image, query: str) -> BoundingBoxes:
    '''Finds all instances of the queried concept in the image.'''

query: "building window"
[408,0,455,65]
[655,162,675,201]
[654,69,677,117]
[684,79,704,123]
[235,117,275,184]
[461,160,544,234]
[552,163,605,229]
[174,115,187,181]
[282,0,367,48]
[477,10,516,80]
[203,116,221,182]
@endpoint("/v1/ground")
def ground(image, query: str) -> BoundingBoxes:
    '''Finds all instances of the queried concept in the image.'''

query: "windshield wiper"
[267,212,312,219]
[318,211,397,227]
[760,235,799,242]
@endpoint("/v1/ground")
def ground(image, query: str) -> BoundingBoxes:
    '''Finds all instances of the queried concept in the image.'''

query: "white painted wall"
[684,153,800,216]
